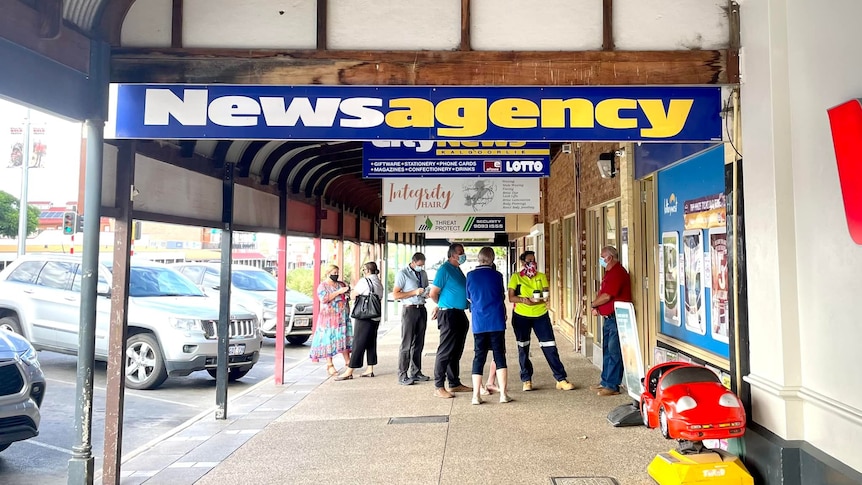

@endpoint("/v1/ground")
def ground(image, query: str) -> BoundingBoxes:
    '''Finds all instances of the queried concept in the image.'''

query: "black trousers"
[433,309,469,388]
[348,318,379,368]
[398,306,427,380]
[472,330,507,375]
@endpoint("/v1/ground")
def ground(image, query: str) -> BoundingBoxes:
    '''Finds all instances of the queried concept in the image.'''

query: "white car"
[0,255,261,390]
[173,263,313,345]
[0,330,45,452]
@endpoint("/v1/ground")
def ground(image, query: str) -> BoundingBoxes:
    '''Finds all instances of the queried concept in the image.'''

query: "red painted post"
[312,237,322,333]
[70,234,74,254]
[274,233,287,385]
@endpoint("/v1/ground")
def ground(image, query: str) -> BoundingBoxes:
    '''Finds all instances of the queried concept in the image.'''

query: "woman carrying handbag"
[335,262,384,381]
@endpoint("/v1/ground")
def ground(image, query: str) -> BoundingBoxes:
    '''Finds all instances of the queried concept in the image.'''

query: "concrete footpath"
[113,314,671,485]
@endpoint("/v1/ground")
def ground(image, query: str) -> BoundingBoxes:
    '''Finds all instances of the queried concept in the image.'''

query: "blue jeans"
[600,314,623,391]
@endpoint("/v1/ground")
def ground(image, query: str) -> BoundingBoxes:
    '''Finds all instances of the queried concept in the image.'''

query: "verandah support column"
[274,191,288,385]
[215,161,235,419]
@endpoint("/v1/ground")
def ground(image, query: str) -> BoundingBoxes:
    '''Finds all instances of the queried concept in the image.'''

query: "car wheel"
[0,316,23,335]
[286,335,310,345]
[125,333,168,390]
[206,367,251,381]
[0,443,10,453]
[641,399,650,428]
[659,407,670,439]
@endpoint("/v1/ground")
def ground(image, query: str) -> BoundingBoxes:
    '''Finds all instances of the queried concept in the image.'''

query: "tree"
[285,268,314,298]
[0,191,39,239]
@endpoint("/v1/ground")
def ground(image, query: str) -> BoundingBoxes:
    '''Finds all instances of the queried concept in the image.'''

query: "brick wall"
[579,142,622,209]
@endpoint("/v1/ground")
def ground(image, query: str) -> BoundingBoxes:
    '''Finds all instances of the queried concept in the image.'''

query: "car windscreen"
[118,266,206,297]
[659,366,721,391]
[233,270,277,291]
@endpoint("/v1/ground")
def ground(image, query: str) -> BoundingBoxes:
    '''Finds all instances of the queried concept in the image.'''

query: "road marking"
[46,378,201,409]
[22,439,73,455]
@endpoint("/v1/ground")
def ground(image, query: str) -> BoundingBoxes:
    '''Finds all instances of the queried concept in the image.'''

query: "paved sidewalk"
[115,314,671,485]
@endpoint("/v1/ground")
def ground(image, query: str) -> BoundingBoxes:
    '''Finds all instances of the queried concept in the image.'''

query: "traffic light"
[76,215,84,233]
[62,211,75,235]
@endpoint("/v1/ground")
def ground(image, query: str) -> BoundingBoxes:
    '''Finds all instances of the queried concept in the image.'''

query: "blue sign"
[363,141,550,178]
[657,145,728,359]
[109,84,723,142]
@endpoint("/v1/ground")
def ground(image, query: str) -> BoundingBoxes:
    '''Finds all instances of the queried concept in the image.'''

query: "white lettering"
[339,98,385,128]
[208,96,261,127]
[144,89,208,126]
[369,140,434,152]
[260,97,341,127]
[505,160,544,172]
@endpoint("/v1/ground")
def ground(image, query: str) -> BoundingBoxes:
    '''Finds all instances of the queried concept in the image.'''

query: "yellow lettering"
[540,99,595,128]
[488,98,539,129]
[595,99,638,129]
[385,98,434,128]
[435,98,488,137]
[638,99,694,138]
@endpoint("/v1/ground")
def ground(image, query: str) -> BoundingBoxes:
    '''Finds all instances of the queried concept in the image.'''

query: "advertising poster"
[656,145,728,359]
[415,215,505,233]
[382,177,540,215]
[614,302,646,401]
[682,230,706,335]
[709,227,730,343]
[661,231,681,326]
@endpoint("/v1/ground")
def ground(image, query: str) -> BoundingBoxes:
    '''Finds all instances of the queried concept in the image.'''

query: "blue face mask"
[414,265,424,272]
[598,256,608,269]
[458,254,467,265]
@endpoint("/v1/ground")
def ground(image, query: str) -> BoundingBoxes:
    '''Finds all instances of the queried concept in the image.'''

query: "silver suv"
[0,255,261,390]
[0,330,45,452]
[173,263,313,345]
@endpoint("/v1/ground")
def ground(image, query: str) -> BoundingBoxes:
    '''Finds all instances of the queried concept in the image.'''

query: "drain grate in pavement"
[551,478,618,485]
[388,415,449,425]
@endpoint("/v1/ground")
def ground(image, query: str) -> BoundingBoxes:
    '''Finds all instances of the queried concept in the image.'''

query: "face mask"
[414,265,424,272]
[526,261,537,270]
[458,254,467,265]
[330,274,339,282]
[598,257,608,269]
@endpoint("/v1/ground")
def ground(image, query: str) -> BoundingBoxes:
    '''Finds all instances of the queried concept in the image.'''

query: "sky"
[0,98,84,206]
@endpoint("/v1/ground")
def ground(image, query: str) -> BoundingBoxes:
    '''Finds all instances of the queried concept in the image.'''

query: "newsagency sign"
[382,177,539,216]
[415,216,506,233]
[108,84,723,142]
[363,141,550,177]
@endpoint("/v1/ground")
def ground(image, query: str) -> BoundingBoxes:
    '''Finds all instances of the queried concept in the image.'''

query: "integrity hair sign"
[382,178,539,215]
[107,84,723,142]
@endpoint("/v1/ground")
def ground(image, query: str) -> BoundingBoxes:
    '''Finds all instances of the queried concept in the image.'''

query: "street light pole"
[17,108,31,257]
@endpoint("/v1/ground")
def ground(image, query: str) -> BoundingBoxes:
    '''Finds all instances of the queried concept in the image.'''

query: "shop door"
[586,201,621,349]
[635,177,659,365]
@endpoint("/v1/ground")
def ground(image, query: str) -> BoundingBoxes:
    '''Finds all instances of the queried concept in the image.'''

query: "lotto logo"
[827,99,862,245]
[484,160,502,172]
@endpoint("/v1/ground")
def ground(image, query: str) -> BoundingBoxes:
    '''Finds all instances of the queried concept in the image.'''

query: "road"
[0,338,308,485]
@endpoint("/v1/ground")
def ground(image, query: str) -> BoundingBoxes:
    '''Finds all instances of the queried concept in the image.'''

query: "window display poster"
[709,227,729,343]
[656,145,729,359]
[614,302,646,401]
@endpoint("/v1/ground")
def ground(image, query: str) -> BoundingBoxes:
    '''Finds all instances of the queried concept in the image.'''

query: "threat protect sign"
[415,216,506,233]
[108,84,723,142]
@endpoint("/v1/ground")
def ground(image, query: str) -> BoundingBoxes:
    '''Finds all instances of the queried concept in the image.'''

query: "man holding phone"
[393,252,431,386]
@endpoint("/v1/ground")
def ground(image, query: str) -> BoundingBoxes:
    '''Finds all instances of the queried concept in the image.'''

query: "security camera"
[597,152,617,179]
[561,144,573,154]
[614,148,625,157]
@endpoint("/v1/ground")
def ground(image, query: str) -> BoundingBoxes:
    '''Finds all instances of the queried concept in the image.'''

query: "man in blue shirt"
[392,252,431,386]
[428,243,472,398]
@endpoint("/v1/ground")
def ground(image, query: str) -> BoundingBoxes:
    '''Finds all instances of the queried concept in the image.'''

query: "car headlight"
[170,318,203,332]
[719,393,741,408]
[19,345,40,369]
[676,396,698,413]
[263,300,277,310]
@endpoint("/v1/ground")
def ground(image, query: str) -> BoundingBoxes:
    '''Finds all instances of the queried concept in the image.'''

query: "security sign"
[416,215,506,233]
[363,140,549,178]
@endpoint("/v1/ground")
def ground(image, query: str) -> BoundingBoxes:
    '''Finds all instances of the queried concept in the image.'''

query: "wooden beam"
[97,0,136,45]
[110,48,731,85]
[171,0,183,48]
[460,0,471,51]
[1,0,90,73]
[726,0,740,84]
[317,0,327,50]
[36,0,63,39]
[602,0,613,51]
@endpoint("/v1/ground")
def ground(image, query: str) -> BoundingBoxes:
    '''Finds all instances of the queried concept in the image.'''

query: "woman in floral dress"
[310,264,352,375]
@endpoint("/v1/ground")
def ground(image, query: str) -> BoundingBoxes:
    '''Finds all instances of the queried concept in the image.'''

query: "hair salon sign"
[382,177,540,215]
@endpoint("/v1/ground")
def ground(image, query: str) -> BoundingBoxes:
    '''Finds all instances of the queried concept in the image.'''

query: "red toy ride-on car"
[640,362,746,442]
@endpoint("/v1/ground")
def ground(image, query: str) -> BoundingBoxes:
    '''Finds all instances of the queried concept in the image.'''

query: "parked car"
[0,255,261,390]
[0,329,46,452]
[640,362,746,441]
[173,262,313,345]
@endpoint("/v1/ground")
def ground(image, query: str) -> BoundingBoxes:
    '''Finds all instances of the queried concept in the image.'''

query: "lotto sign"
[362,140,549,177]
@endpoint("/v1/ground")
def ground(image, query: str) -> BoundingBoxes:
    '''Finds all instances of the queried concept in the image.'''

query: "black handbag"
[351,278,382,320]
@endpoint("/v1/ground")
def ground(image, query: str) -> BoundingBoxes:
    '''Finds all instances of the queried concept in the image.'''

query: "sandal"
[334,374,353,381]
[326,364,337,376]
[360,372,375,378]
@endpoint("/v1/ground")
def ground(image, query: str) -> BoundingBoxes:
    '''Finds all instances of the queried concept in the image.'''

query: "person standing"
[590,246,633,396]
[392,252,431,386]
[335,262,384,381]
[428,243,472,398]
[508,251,576,392]
[310,264,352,376]
[466,247,512,405]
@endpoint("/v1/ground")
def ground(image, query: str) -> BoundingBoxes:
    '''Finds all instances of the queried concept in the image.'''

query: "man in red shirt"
[589,246,632,396]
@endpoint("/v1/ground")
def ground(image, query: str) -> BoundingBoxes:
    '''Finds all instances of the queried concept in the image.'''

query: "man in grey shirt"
[393,252,430,386]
